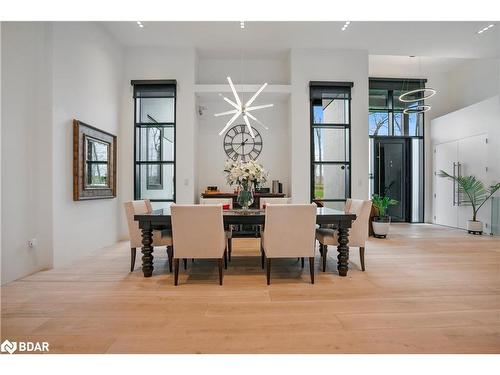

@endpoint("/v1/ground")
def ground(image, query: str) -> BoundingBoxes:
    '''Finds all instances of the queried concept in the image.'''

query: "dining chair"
[124,200,173,273]
[200,197,234,261]
[170,204,227,286]
[259,197,291,209]
[315,199,372,272]
[261,204,317,285]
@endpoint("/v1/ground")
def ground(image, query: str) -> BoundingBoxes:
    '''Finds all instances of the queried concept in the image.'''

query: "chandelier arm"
[222,96,240,110]
[246,104,274,111]
[243,115,255,138]
[245,82,268,107]
[218,111,242,136]
[227,77,242,107]
[214,109,239,117]
[245,112,269,130]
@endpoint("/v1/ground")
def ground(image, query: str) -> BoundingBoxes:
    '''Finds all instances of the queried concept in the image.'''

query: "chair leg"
[167,246,173,273]
[130,248,136,272]
[261,244,265,269]
[174,259,179,286]
[227,238,232,261]
[322,245,328,272]
[319,242,323,257]
[301,257,304,268]
[360,247,365,271]
[309,257,315,284]
[218,258,223,285]
[183,258,187,270]
[266,258,272,285]
[224,249,228,270]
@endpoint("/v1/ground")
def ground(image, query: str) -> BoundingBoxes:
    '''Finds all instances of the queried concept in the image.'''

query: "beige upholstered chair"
[316,199,372,272]
[200,198,234,260]
[124,200,173,272]
[170,204,227,286]
[261,204,317,284]
[259,197,291,209]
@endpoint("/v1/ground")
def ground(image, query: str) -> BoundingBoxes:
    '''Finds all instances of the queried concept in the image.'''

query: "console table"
[201,192,286,209]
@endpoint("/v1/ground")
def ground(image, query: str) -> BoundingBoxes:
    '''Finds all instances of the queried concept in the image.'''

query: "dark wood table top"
[135,207,356,227]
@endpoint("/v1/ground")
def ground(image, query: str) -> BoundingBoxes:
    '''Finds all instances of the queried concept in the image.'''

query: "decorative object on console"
[214,76,273,138]
[371,194,398,238]
[223,124,263,161]
[224,160,268,210]
[73,119,117,201]
[438,170,500,235]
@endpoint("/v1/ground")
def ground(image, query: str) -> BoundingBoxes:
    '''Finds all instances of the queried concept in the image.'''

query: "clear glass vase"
[237,186,254,210]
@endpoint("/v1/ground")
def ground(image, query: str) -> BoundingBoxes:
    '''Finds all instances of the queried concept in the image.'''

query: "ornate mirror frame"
[73,119,117,200]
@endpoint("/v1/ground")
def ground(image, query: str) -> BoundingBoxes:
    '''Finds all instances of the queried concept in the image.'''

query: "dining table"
[134,206,357,278]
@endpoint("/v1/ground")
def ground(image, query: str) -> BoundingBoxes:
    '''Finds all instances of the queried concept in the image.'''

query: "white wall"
[51,22,124,267]
[197,56,290,84]
[196,97,290,197]
[431,96,500,226]
[1,22,53,283]
[118,47,196,239]
[290,49,369,203]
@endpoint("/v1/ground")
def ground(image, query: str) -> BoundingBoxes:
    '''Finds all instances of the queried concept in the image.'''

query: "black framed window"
[132,80,176,208]
[369,78,425,223]
[369,78,426,137]
[310,81,353,210]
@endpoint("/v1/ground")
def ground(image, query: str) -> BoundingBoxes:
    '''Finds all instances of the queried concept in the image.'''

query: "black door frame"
[373,136,412,222]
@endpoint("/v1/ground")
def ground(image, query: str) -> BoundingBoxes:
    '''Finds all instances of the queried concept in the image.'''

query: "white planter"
[372,217,391,238]
[467,220,483,234]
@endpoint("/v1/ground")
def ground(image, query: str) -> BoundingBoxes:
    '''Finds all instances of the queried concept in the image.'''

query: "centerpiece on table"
[224,160,268,209]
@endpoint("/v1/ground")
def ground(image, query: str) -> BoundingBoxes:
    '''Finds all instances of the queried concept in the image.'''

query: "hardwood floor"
[1,224,499,353]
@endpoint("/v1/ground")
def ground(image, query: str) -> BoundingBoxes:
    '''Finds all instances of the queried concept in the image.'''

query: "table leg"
[141,228,154,277]
[336,227,350,276]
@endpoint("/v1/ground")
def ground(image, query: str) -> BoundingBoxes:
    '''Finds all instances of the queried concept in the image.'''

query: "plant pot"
[372,216,391,238]
[467,220,483,235]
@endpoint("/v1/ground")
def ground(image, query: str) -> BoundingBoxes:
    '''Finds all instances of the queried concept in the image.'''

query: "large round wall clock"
[223,124,263,161]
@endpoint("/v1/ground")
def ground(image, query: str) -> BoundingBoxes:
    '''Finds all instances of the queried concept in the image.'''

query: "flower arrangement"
[223,159,268,189]
[223,160,268,209]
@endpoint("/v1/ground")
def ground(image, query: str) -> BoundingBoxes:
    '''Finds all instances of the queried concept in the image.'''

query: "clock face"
[223,124,263,162]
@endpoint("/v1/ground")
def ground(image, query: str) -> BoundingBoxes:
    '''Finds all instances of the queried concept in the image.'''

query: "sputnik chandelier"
[215,76,273,138]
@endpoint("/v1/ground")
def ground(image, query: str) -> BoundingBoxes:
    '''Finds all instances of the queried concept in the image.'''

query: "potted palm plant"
[438,171,500,234]
[371,194,398,238]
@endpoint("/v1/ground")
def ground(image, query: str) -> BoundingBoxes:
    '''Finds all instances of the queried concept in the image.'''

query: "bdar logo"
[1,340,17,354]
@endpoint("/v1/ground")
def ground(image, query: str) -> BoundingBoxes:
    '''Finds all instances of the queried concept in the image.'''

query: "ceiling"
[103,21,500,59]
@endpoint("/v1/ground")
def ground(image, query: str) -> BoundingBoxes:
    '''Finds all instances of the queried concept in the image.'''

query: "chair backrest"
[345,199,372,247]
[260,197,291,209]
[200,197,233,209]
[170,204,226,259]
[264,204,317,258]
[124,200,153,248]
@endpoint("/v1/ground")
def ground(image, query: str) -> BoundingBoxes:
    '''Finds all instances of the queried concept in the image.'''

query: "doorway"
[373,137,411,222]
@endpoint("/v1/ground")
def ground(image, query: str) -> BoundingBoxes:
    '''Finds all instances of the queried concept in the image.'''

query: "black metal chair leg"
[360,247,365,271]
[130,248,136,272]
[174,259,179,286]
[322,245,328,272]
[309,257,315,284]
[218,258,223,285]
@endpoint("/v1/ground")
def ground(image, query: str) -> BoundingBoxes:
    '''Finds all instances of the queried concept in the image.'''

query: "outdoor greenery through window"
[369,79,425,137]
[310,82,353,210]
[132,80,176,209]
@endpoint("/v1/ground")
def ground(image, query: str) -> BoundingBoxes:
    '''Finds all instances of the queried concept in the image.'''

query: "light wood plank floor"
[1,224,499,353]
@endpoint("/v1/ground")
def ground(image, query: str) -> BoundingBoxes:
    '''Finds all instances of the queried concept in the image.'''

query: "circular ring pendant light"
[398,88,436,103]
[403,105,431,114]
